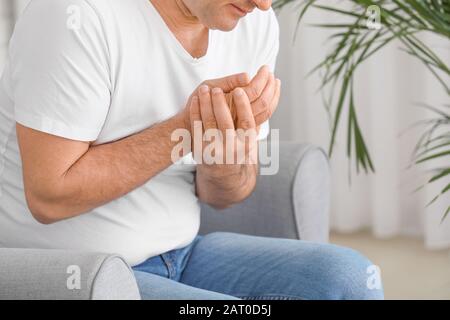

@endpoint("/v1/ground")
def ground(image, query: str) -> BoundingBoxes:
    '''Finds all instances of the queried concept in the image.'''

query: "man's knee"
[315,245,384,300]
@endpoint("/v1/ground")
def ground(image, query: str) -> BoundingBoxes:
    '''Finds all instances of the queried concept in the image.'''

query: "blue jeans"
[132,232,384,300]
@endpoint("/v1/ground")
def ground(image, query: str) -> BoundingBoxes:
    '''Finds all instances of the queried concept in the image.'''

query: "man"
[0,0,383,299]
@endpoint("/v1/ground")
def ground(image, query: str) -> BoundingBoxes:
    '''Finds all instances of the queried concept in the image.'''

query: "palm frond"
[275,0,450,220]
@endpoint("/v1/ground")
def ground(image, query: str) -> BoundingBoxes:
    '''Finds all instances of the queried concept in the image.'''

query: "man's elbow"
[24,188,74,225]
[25,194,61,225]
[29,209,58,225]
[207,202,232,211]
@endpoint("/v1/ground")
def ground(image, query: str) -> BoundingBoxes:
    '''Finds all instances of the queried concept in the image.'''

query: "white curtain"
[274,2,450,249]
[1,1,449,249]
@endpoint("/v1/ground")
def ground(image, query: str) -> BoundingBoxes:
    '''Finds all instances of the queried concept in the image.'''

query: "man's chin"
[213,18,240,32]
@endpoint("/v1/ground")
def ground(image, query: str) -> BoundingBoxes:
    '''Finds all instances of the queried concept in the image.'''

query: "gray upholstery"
[200,142,330,242]
[0,249,140,300]
[0,142,330,300]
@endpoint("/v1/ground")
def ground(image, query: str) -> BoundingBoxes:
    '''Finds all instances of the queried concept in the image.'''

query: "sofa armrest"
[199,142,330,242]
[0,249,140,300]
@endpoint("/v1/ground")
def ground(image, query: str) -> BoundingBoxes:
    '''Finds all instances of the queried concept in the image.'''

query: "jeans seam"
[234,293,306,300]
[178,236,203,282]
[161,254,175,279]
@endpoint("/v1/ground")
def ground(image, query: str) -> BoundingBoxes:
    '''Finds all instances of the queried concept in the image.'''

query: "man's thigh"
[180,232,383,300]
[133,270,240,300]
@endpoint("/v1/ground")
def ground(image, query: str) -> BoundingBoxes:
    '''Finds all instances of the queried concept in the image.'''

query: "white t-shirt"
[0,0,279,266]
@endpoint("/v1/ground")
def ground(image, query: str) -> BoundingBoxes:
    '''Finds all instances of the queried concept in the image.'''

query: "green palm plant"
[274,0,450,220]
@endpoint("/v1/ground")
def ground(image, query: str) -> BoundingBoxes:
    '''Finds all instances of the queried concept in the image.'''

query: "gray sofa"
[0,142,330,300]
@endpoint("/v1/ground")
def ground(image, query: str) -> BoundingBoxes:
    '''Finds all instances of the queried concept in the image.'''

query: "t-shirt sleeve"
[10,0,111,142]
[256,8,280,141]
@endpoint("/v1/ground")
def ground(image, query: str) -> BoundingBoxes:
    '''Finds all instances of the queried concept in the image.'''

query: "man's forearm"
[196,163,258,209]
[33,113,188,222]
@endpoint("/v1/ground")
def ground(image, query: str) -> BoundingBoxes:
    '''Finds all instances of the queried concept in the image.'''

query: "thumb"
[203,73,250,93]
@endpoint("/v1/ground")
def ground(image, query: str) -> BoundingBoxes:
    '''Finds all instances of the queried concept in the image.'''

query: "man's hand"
[191,86,258,169]
[227,65,281,128]
[182,65,281,131]
[181,72,251,130]
[189,67,281,209]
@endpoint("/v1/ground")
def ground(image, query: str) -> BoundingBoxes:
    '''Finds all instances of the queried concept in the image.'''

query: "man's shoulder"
[23,0,108,12]
[23,0,136,18]
[20,0,107,22]
[83,0,138,13]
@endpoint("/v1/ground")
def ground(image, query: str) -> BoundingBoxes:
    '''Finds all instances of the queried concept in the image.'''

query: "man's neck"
[150,0,204,34]
[149,0,209,58]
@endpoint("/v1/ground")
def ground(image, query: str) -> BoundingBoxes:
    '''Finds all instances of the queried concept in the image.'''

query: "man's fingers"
[198,85,217,131]
[252,72,275,116]
[254,78,281,126]
[234,88,256,130]
[189,95,202,161]
[190,95,201,130]
[243,65,271,102]
[234,88,258,164]
[204,73,250,93]
[211,88,235,134]
[271,79,281,115]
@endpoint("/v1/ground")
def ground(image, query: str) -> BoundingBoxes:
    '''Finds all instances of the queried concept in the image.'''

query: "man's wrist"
[197,163,257,206]
[198,163,257,193]
[173,110,190,132]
